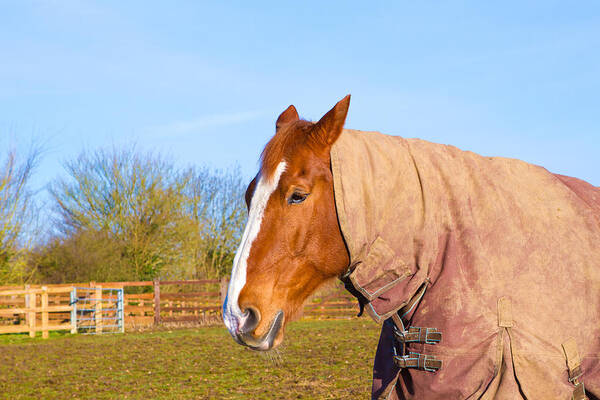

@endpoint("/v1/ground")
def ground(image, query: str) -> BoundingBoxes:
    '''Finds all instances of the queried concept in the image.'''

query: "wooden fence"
[0,278,360,333]
[0,286,75,338]
[153,279,226,326]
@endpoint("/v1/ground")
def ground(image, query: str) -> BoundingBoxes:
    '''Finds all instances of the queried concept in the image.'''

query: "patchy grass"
[0,319,381,399]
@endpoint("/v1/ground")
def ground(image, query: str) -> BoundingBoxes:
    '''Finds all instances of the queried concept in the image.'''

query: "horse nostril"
[240,306,260,334]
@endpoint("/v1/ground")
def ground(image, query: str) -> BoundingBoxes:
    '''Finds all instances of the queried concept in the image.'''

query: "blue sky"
[1,0,599,201]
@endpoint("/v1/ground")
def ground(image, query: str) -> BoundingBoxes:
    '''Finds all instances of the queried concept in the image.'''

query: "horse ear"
[313,94,350,146]
[276,105,299,131]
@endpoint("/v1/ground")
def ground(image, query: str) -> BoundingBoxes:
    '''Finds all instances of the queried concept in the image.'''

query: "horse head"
[222,95,351,350]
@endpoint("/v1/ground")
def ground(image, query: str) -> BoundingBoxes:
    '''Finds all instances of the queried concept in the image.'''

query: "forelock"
[260,120,313,180]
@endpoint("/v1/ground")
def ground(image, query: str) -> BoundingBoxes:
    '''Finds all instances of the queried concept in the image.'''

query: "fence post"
[24,284,30,333]
[28,290,36,338]
[70,288,77,334]
[117,288,124,333]
[220,276,229,305]
[95,285,103,334]
[41,286,49,339]
[153,279,161,326]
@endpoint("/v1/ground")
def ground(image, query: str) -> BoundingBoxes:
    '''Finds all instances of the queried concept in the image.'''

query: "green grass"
[0,319,381,399]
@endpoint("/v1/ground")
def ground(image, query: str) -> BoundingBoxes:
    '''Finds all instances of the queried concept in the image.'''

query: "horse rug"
[330,129,600,399]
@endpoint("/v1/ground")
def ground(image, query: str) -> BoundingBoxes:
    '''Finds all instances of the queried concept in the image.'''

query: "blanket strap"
[389,284,442,373]
[394,352,442,372]
[393,326,442,345]
[562,338,588,400]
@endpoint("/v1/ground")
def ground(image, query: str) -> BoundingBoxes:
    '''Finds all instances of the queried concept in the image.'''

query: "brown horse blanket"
[330,129,600,399]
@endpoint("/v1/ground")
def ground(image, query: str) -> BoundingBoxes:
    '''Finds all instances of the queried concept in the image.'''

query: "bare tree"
[48,146,198,281]
[0,144,41,284]
[42,145,247,282]
[185,165,247,278]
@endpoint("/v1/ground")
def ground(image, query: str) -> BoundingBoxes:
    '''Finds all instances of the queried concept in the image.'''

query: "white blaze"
[223,161,286,336]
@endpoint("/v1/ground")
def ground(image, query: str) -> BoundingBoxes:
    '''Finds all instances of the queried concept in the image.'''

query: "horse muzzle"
[236,309,284,351]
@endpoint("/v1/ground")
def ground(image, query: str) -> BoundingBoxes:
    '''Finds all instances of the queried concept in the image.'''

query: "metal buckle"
[417,352,441,373]
[422,327,441,345]
[569,366,583,383]
[395,326,441,345]
[395,328,409,342]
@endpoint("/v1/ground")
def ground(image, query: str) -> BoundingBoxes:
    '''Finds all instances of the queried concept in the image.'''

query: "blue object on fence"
[117,289,124,333]
[70,289,77,333]
[71,287,124,335]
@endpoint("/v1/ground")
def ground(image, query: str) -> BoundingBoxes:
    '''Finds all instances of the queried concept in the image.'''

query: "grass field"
[0,319,381,399]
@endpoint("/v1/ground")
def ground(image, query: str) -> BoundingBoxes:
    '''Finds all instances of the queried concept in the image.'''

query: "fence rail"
[0,286,75,338]
[0,278,360,333]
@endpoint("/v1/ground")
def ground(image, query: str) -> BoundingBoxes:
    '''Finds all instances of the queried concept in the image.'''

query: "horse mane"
[260,120,314,180]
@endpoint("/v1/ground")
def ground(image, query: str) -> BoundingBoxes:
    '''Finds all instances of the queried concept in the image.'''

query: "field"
[0,319,381,399]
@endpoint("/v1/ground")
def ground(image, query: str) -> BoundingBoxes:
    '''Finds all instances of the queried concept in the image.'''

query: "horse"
[222,95,351,350]
[223,96,600,399]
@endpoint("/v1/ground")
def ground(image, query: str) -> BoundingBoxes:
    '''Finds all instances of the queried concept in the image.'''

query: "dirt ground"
[0,319,381,399]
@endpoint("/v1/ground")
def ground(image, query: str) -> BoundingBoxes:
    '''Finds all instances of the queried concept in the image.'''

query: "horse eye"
[288,192,309,204]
